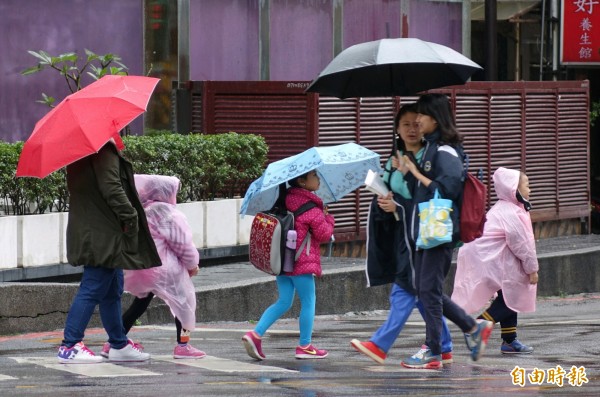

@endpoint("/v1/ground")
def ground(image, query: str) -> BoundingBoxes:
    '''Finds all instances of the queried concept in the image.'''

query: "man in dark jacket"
[57,141,162,364]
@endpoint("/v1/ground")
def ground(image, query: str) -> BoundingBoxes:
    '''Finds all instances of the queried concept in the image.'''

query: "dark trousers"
[478,290,518,343]
[122,293,185,344]
[415,246,476,355]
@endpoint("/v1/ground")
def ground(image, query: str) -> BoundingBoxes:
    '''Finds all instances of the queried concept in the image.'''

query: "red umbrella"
[16,75,160,178]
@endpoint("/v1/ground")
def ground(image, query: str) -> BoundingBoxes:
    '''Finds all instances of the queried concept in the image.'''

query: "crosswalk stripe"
[11,357,161,378]
[152,355,297,373]
[10,355,296,377]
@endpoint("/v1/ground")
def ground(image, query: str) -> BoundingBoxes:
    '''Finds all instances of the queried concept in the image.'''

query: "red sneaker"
[441,351,453,364]
[242,331,266,360]
[295,344,328,359]
[350,339,386,364]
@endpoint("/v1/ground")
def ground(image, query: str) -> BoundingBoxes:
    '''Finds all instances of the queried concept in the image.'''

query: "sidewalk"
[1,234,600,335]
[191,234,600,291]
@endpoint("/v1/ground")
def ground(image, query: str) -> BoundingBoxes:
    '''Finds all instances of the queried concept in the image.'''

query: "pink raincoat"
[452,167,538,314]
[124,174,199,330]
[285,187,335,277]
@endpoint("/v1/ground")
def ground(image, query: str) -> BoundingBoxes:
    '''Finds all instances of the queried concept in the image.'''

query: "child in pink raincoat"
[101,174,204,359]
[242,170,335,360]
[452,167,539,354]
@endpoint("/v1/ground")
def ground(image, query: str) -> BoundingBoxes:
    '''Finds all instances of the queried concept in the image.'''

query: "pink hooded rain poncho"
[452,167,539,314]
[124,174,199,330]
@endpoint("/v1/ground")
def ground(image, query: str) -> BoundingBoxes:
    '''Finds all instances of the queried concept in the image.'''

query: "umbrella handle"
[327,235,335,259]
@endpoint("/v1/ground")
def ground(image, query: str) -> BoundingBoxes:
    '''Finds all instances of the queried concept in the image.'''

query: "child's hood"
[492,167,520,205]
[134,174,180,205]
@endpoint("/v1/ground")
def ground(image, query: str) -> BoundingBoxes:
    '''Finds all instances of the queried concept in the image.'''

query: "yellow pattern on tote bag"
[416,189,453,249]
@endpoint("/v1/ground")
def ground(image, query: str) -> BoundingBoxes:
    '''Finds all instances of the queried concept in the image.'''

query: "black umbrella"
[305,38,482,99]
[305,37,483,160]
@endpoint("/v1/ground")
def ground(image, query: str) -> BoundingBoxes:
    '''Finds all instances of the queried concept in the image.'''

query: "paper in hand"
[364,169,399,221]
[364,169,390,196]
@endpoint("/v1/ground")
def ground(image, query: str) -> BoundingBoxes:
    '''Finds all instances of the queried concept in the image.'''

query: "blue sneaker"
[464,320,493,361]
[401,345,442,370]
[501,339,533,354]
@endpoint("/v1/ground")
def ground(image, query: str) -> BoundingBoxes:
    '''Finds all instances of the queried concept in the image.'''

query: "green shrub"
[0,142,67,215]
[0,132,268,215]
[122,132,268,201]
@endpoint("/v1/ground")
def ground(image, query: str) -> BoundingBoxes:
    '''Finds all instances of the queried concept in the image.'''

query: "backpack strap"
[295,233,311,260]
[293,201,318,217]
[293,202,318,260]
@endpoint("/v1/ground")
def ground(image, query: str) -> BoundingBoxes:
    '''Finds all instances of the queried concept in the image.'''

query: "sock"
[180,329,190,344]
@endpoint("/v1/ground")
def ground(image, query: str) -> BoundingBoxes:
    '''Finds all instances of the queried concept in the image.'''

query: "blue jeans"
[370,284,453,354]
[62,266,128,349]
[254,274,316,346]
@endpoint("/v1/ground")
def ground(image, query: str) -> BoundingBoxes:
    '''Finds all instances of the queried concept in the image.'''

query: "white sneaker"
[57,342,103,364]
[101,339,143,358]
[108,340,150,362]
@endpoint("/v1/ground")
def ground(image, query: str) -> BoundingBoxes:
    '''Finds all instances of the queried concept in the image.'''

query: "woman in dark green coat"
[58,141,162,364]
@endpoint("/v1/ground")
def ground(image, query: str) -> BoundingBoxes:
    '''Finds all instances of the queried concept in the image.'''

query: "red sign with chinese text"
[562,0,600,64]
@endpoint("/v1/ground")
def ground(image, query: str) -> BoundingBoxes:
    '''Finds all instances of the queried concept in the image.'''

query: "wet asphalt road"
[0,293,598,396]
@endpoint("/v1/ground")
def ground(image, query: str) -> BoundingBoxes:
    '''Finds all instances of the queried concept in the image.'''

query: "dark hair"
[391,103,418,155]
[288,171,310,188]
[272,171,311,212]
[416,93,462,145]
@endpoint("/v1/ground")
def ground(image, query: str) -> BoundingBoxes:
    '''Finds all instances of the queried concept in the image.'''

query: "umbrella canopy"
[16,75,160,178]
[240,142,381,216]
[305,38,482,99]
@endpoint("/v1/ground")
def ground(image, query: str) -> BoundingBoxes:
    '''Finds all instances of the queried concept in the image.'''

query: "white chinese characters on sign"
[574,0,599,14]
[574,1,598,59]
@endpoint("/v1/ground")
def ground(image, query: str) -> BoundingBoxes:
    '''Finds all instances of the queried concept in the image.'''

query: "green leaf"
[21,66,42,75]
[49,56,62,66]
[57,52,78,63]
[113,60,128,70]
[109,66,125,75]
[27,50,51,64]
[40,93,56,107]
[86,50,99,63]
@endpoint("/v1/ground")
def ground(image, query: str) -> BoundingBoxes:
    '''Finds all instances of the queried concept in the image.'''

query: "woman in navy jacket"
[399,94,493,369]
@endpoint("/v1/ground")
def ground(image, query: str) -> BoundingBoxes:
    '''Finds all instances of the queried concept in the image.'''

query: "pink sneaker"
[295,344,328,359]
[101,339,143,359]
[242,331,266,360]
[173,344,206,359]
[100,342,110,358]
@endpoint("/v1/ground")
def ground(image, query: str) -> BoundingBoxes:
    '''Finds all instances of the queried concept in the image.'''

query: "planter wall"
[0,199,253,271]
[19,212,61,267]
[0,216,18,269]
